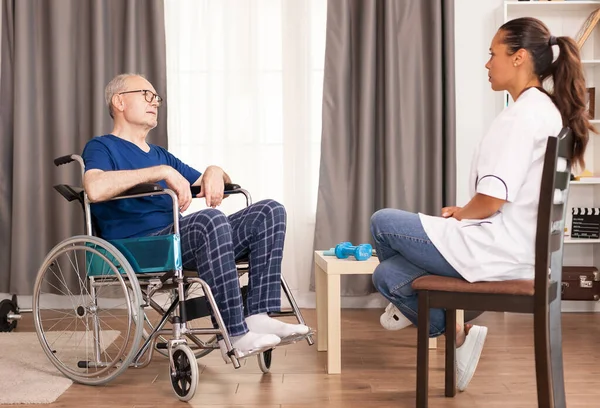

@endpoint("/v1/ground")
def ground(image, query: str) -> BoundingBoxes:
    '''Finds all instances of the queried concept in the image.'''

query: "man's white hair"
[105,73,146,118]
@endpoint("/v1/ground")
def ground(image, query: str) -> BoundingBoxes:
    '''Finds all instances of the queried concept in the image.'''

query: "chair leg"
[534,305,553,408]
[548,295,566,407]
[445,309,456,397]
[417,291,431,408]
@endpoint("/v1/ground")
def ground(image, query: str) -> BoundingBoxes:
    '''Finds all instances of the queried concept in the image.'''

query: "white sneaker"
[456,325,488,391]
[379,303,413,330]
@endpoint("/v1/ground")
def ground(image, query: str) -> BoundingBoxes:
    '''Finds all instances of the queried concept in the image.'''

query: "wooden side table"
[314,250,439,374]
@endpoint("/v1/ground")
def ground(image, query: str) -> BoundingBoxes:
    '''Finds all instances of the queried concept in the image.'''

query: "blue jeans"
[370,209,462,337]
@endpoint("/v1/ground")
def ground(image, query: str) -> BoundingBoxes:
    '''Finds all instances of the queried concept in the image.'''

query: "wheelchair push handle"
[54,154,76,166]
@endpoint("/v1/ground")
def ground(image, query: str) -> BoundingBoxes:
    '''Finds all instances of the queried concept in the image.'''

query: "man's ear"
[112,94,124,115]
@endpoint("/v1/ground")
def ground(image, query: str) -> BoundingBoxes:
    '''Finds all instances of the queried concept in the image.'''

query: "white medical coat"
[419,87,563,282]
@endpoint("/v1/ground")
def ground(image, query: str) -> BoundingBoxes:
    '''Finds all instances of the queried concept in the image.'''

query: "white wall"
[454,0,505,205]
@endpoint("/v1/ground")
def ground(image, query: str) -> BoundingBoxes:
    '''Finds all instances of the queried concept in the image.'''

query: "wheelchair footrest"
[267,310,296,318]
[227,329,315,362]
[231,344,274,361]
[278,329,316,347]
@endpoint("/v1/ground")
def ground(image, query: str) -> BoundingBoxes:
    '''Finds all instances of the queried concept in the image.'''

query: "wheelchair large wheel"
[170,344,198,401]
[33,235,144,386]
[258,349,272,373]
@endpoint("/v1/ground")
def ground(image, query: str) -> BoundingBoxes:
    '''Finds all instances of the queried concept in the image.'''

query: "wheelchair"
[22,154,314,401]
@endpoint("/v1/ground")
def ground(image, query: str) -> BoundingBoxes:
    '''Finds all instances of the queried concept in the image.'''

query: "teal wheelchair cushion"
[86,234,182,275]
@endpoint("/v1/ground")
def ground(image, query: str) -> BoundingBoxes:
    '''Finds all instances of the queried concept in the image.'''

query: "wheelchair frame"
[8,154,314,402]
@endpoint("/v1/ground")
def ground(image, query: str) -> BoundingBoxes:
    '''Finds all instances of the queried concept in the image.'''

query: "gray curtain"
[313,0,456,296]
[0,0,168,295]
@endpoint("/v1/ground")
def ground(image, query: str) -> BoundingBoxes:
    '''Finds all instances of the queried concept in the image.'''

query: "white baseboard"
[4,292,598,313]
[286,292,600,312]
[288,291,388,309]
[0,293,32,308]
[561,300,600,312]
[0,292,388,311]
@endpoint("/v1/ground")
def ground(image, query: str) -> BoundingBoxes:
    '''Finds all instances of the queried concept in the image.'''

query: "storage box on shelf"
[562,266,600,301]
[504,1,600,311]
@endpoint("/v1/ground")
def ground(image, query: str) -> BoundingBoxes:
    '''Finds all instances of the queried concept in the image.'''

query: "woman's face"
[485,30,516,92]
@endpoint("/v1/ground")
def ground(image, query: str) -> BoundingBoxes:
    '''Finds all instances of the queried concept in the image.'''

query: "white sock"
[246,313,310,338]
[232,330,281,351]
[218,331,281,363]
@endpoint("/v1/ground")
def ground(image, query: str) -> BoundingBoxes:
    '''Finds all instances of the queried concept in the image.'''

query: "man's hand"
[441,206,462,218]
[198,165,225,208]
[164,167,192,212]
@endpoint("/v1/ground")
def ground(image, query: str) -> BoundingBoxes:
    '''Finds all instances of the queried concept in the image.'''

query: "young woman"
[372,17,593,392]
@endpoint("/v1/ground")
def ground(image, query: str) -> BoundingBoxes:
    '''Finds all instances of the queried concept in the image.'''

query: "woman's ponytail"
[545,36,593,170]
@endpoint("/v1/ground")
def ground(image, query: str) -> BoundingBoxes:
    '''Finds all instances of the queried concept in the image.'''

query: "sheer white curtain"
[164,0,326,306]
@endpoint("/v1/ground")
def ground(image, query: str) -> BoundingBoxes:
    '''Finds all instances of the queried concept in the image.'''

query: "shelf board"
[564,238,600,244]
[571,180,600,184]
[506,1,600,12]
[582,60,600,65]
[590,119,600,124]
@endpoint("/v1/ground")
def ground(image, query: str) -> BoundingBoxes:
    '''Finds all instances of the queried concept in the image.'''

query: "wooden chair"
[411,127,573,408]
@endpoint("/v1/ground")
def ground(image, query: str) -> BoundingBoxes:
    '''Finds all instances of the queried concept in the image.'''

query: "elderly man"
[82,73,308,360]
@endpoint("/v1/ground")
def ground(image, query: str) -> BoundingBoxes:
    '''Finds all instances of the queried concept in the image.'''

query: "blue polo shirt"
[81,134,202,239]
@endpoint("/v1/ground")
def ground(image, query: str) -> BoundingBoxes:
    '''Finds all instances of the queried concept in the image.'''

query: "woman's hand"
[442,194,505,221]
[441,206,462,218]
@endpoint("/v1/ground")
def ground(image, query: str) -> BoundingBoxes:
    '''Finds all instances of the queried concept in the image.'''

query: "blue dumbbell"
[334,242,372,261]
[323,241,352,257]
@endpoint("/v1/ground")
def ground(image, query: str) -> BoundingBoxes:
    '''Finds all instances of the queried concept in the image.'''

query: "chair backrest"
[534,127,573,302]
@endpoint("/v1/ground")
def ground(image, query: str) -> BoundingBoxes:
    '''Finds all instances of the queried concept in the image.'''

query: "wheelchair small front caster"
[170,344,198,402]
[257,349,272,373]
[0,296,18,332]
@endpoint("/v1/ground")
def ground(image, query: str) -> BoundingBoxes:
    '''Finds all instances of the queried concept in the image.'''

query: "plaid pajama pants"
[153,199,286,336]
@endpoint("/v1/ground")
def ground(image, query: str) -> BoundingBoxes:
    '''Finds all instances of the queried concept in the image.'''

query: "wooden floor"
[12,309,600,407]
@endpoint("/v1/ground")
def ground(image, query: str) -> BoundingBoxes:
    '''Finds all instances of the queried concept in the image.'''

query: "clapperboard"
[571,207,600,239]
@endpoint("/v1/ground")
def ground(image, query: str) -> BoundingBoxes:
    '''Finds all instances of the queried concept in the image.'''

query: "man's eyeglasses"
[118,89,163,105]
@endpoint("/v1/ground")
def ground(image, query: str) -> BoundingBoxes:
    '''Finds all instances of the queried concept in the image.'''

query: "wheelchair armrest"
[54,183,164,203]
[225,183,242,192]
[118,183,164,197]
[54,184,84,203]
[190,183,242,196]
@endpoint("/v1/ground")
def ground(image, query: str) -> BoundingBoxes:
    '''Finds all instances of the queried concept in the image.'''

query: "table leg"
[315,263,328,351]
[326,274,341,374]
